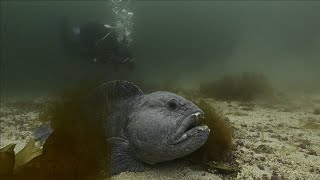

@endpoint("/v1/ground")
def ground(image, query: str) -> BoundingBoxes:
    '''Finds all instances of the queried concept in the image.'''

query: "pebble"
[271,171,279,180]
[258,164,265,170]
[306,150,317,156]
[298,144,307,149]
[260,156,266,161]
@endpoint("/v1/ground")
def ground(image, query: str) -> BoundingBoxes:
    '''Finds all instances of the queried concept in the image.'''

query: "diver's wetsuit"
[61,17,134,70]
[80,22,118,63]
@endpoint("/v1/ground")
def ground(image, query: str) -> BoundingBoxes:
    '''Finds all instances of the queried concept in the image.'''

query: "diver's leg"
[60,16,74,52]
[113,63,119,72]
[127,61,135,71]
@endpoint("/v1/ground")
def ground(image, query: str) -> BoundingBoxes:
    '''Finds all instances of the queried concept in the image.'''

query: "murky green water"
[1,1,320,97]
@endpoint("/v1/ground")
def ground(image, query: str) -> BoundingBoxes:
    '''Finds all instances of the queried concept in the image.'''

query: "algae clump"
[188,99,239,176]
[200,72,275,102]
[11,86,112,180]
[0,144,16,176]
[190,99,233,163]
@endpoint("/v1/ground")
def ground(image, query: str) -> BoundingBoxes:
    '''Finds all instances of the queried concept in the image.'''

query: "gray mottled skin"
[94,81,210,174]
[34,80,210,174]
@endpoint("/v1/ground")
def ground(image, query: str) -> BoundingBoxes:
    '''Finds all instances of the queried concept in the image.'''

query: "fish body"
[94,81,210,174]
[34,81,210,174]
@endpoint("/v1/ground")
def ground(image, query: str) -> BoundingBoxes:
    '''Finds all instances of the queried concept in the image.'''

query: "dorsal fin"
[94,80,144,104]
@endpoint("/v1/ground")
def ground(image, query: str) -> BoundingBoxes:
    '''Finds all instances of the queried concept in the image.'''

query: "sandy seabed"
[0,94,319,180]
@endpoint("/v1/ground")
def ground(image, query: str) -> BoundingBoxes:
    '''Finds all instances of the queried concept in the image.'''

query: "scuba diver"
[60,17,135,70]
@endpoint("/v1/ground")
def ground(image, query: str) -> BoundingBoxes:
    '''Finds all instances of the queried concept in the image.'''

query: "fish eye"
[167,99,179,110]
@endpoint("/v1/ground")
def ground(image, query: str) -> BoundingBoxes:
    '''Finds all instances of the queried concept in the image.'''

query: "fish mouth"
[169,112,210,145]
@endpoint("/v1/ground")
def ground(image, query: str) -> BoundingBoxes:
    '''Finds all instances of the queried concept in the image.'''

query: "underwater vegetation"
[0,144,16,176]
[314,108,320,115]
[200,72,275,102]
[0,86,111,180]
[188,99,239,177]
[189,99,233,163]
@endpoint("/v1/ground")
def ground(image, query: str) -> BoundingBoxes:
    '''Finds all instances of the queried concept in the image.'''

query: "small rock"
[260,156,266,161]
[270,134,278,139]
[310,168,315,173]
[255,144,274,154]
[277,159,284,164]
[271,171,279,180]
[258,164,265,170]
[306,150,317,156]
[265,129,274,133]
[262,174,269,180]
[298,144,307,149]
[241,124,247,128]
[236,140,244,146]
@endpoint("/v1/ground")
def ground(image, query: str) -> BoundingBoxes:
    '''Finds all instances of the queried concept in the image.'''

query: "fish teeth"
[199,125,210,132]
[175,133,188,143]
[193,112,201,117]
[182,133,187,139]
[192,112,204,120]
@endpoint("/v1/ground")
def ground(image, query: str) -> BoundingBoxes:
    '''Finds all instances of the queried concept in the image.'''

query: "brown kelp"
[0,144,16,176]
[9,86,112,180]
[188,99,239,176]
[200,72,275,102]
[189,99,233,162]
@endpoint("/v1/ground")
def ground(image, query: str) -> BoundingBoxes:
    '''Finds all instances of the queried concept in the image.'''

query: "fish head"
[127,91,210,164]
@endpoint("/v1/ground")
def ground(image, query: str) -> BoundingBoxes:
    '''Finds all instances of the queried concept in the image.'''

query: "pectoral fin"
[107,137,144,174]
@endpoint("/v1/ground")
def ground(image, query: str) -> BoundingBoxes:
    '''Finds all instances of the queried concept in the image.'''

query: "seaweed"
[200,72,275,102]
[189,99,233,163]
[0,144,15,176]
[14,139,42,170]
[187,99,239,178]
[8,86,112,180]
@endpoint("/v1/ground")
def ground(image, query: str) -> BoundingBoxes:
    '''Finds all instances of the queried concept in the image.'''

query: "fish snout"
[169,110,208,145]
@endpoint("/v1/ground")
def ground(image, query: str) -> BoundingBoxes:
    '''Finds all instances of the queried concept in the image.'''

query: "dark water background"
[1,1,320,97]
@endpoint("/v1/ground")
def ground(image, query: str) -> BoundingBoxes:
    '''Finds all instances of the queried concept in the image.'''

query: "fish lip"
[168,111,209,145]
